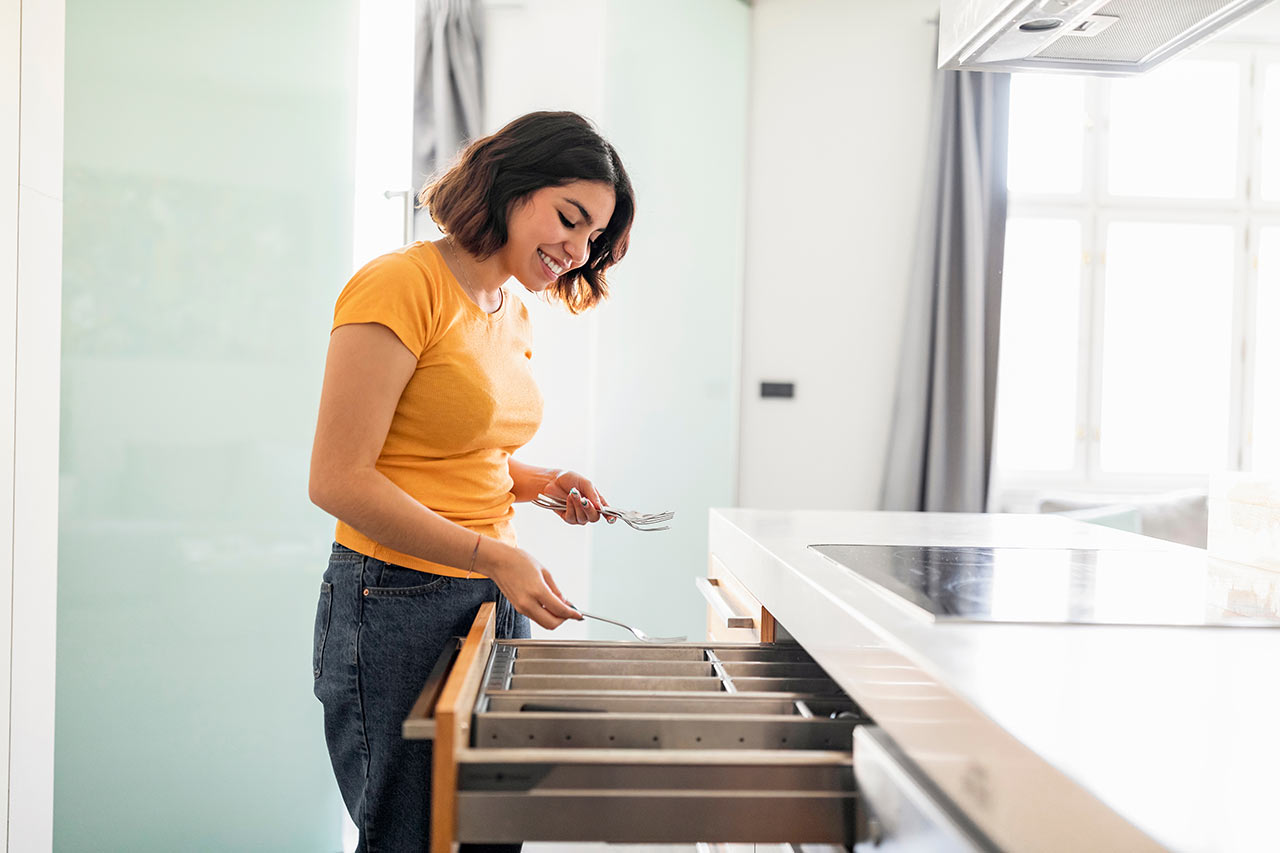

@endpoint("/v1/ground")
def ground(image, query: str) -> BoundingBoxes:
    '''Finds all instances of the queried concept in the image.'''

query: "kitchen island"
[708,509,1280,852]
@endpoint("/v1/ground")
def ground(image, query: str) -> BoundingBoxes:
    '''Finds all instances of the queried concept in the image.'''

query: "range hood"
[939,0,1274,75]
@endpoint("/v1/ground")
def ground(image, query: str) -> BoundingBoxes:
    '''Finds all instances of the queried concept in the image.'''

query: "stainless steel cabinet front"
[406,603,867,851]
[852,727,997,853]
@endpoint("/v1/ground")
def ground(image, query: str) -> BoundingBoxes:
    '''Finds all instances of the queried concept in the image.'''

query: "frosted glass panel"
[589,0,747,639]
[1255,228,1280,473]
[1107,60,1240,199]
[995,218,1082,472]
[1007,74,1086,195]
[1099,222,1234,474]
[1263,64,1280,203]
[57,2,357,850]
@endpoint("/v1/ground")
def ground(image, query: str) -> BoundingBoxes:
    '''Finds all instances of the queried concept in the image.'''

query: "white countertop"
[708,509,1280,853]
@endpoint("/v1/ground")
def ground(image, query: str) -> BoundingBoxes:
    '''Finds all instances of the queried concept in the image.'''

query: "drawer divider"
[706,650,738,693]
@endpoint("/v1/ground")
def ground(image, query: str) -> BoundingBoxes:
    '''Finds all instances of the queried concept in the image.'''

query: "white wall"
[738,0,940,510]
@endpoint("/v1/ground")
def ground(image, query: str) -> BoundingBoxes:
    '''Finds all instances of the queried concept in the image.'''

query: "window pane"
[995,218,1082,472]
[1007,74,1086,195]
[1100,222,1235,473]
[1254,228,1280,472]
[1107,60,1240,199]
[1262,64,1280,202]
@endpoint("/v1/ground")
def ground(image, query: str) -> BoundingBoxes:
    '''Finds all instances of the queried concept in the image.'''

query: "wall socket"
[760,381,795,399]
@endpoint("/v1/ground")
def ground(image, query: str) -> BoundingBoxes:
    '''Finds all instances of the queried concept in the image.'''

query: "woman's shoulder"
[341,242,459,305]
[339,240,455,310]
[355,241,445,282]
[335,243,457,354]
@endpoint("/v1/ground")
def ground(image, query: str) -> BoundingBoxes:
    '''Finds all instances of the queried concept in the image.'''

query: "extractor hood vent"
[939,0,1274,76]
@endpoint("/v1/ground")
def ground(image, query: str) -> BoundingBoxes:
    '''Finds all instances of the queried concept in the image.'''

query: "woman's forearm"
[311,467,503,572]
[508,457,561,502]
[310,466,578,626]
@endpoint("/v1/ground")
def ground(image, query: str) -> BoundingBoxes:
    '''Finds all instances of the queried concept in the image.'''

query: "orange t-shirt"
[330,242,543,577]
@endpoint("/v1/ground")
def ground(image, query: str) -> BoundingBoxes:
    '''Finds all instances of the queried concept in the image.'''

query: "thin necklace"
[446,236,501,313]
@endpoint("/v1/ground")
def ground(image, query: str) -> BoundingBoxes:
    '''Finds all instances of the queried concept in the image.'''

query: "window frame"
[994,41,1280,504]
[1243,45,1280,471]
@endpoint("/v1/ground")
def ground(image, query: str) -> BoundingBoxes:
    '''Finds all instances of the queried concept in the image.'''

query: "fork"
[533,494,674,532]
[567,602,686,643]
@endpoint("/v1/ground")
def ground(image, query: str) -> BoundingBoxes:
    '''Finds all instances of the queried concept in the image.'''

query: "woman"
[309,111,635,852]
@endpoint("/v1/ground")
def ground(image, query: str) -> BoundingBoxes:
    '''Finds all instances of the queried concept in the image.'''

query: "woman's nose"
[565,237,589,267]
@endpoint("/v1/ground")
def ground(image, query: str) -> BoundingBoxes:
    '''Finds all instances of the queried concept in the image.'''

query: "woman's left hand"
[542,470,615,526]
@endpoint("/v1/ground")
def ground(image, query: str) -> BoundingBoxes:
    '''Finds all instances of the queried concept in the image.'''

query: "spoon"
[567,602,686,643]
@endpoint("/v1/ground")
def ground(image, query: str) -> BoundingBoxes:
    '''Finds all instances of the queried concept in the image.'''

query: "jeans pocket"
[364,565,452,598]
[313,581,333,678]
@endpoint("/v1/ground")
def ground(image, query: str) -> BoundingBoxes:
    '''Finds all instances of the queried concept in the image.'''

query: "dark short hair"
[420,111,635,313]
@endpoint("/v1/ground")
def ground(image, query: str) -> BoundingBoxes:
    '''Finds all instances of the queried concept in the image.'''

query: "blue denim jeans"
[313,543,528,853]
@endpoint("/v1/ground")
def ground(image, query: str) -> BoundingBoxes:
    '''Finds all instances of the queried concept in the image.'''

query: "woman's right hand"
[480,540,582,630]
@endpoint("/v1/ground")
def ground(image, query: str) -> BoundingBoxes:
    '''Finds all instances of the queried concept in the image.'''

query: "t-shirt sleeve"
[332,252,435,356]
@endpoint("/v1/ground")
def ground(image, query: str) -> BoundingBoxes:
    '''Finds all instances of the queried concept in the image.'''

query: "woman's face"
[501,180,616,293]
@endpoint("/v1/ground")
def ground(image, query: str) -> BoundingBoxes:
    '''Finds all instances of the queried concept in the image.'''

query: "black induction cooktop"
[808,543,1280,627]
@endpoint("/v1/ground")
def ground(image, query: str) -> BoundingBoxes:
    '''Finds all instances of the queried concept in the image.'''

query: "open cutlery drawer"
[405,602,868,851]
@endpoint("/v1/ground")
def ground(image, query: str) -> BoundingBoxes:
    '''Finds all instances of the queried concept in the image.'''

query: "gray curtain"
[879,67,1011,513]
[413,0,484,239]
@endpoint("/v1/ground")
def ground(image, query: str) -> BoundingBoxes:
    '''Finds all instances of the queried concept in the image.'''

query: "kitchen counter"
[709,509,1280,853]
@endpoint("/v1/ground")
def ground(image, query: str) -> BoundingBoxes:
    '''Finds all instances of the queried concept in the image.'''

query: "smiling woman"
[422,110,634,313]
[308,110,636,851]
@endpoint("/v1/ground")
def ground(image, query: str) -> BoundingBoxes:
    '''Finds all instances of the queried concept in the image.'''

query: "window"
[994,45,1280,494]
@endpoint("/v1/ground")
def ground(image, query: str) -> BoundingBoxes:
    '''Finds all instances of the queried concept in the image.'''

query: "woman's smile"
[537,248,567,278]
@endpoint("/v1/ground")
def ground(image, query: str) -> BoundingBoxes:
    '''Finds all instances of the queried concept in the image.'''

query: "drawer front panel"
[705,554,779,642]
[458,791,857,844]
[457,759,856,843]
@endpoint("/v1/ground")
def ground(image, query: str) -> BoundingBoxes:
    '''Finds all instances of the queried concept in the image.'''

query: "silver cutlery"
[567,602,686,643]
[532,494,674,531]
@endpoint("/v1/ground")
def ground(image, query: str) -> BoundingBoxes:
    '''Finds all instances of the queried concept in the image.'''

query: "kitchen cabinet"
[405,533,1000,852]
[407,507,1258,851]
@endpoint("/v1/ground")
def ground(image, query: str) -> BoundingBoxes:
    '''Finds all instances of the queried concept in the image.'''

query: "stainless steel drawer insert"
[422,638,866,844]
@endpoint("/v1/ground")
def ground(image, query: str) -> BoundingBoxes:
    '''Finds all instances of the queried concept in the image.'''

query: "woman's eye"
[558,212,574,228]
